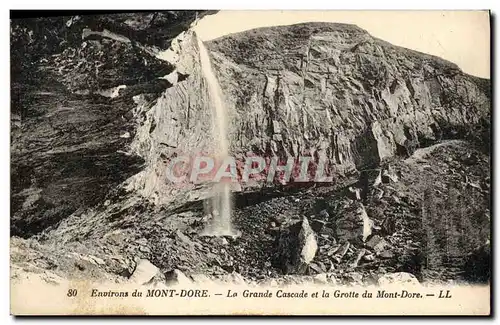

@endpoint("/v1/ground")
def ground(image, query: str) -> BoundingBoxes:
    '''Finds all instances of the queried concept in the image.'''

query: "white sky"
[194,10,490,78]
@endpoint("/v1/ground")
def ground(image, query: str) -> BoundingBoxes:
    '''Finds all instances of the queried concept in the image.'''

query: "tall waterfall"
[197,35,236,236]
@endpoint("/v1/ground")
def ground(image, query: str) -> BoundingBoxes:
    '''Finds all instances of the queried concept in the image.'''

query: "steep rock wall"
[205,23,490,173]
[125,31,217,204]
[10,12,214,236]
[126,23,490,204]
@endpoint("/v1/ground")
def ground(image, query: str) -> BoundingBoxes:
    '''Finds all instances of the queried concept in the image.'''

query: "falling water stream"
[197,35,238,237]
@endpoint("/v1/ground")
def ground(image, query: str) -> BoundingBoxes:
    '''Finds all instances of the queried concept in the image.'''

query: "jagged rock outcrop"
[123,31,217,204]
[272,217,318,274]
[378,272,420,286]
[206,22,490,172]
[124,22,490,205]
[10,12,215,236]
[335,202,374,244]
[129,259,163,285]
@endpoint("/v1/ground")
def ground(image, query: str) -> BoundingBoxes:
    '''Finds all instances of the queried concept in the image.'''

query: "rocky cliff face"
[124,22,490,204]
[123,31,217,204]
[10,12,214,236]
[207,23,489,170]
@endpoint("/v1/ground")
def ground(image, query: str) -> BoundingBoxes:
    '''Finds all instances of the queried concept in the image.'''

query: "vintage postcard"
[10,10,491,315]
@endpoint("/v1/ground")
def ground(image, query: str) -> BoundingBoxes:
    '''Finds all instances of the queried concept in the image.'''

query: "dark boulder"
[272,217,318,274]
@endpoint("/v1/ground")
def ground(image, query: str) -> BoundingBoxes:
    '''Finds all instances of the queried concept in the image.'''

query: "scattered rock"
[350,248,366,268]
[313,273,328,284]
[268,226,280,235]
[359,169,382,189]
[273,217,318,274]
[346,272,363,284]
[379,250,395,259]
[223,272,247,285]
[463,152,479,166]
[129,259,161,285]
[373,188,384,200]
[175,230,194,246]
[310,219,326,233]
[309,262,323,274]
[190,274,213,284]
[362,254,375,262]
[319,226,335,237]
[135,238,148,246]
[316,261,327,272]
[120,131,131,139]
[76,254,106,266]
[381,216,397,235]
[377,272,419,286]
[333,242,350,263]
[74,260,86,271]
[381,166,399,183]
[365,235,389,254]
[335,202,374,243]
[88,255,106,265]
[348,187,362,200]
[271,214,287,226]
[327,245,341,257]
[165,269,192,286]
[318,209,330,219]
